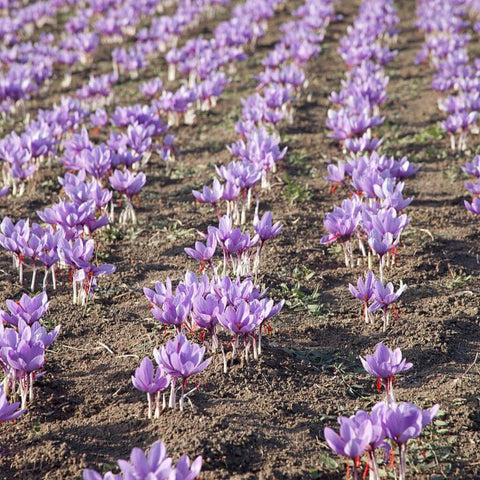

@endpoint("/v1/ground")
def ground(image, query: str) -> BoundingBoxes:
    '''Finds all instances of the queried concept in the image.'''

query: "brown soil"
[1,0,479,479]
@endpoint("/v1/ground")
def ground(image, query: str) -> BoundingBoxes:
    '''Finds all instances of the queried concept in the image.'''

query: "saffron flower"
[218,299,262,370]
[368,280,406,331]
[360,342,412,402]
[349,271,375,323]
[184,233,217,272]
[132,357,170,419]
[83,441,202,480]
[0,292,49,327]
[252,211,282,278]
[109,169,146,224]
[0,383,25,423]
[154,334,211,411]
[192,178,224,217]
[380,401,439,480]
[324,413,373,479]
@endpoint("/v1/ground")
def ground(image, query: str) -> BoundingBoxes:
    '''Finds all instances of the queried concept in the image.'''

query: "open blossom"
[320,196,362,244]
[324,413,373,459]
[192,178,224,205]
[132,357,170,395]
[184,233,217,265]
[154,334,210,380]
[0,291,49,327]
[349,271,375,323]
[0,383,25,423]
[379,401,439,444]
[150,291,193,333]
[109,169,146,198]
[369,280,406,313]
[132,357,170,420]
[175,454,203,480]
[83,441,202,480]
[253,211,282,242]
[154,334,210,411]
[465,197,480,215]
[360,342,412,401]
[360,343,412,380]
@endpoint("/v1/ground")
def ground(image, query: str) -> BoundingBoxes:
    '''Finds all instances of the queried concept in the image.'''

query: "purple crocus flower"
[367,230,399,282]
[0,292,49,327]
[37,199,108,240]
[74,263,116,300]
[139,78,163,97]
[150,290,193,334]
[184,233,217,272]
[381,401,439,444]
[83,441,202,480]
[117,441,173,479]
[6,342,45,374]
[360,342,412,401]
[0,383,25,423]
[175,454,203,480]
[349,271,375,324]
[465,179,480,195]
[217,299,262,370]
[369,280,406,331]
[462,156,480,177]
[191,293,223,352]
[90,109,108,129]
[82,145,112,181]
[5,339,45,409]
[324,413,373,477]
[252,211,282,277]
[154,334,210,411]
[464,197,480,215]
[109,169,146,224]
[21,319,60,349]
[253,211,282,243]
[192,178,224,216]
[132,357,170,419]
[321,196,362,245]
[321,196,362,268]
[374,179,412,211]
[379,401,439,479]
[324,161,345,192]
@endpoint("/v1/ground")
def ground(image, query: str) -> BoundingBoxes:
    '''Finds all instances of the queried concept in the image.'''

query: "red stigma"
[328,183,339,194]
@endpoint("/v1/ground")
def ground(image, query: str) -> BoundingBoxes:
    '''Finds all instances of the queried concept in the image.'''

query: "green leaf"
[318,454,338,469]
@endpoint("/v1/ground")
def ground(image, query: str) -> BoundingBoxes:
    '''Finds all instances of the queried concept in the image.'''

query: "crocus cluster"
[0,203,116,303]
[325,344,438,480]
[416,0,479,151]
[320,0,416,333]
[321,187,412,275]
[322,0,415,267]
[0,208,115,304]
[144,271,284,374]
[191,0,336,224]
[60,118,164,225]
[133,333,210,413]
[349,270,406,331]
[326,0,398,148]
[0,0,175,201]
[0,0,165,122]
[360,342,412,403]
[83,440,202,480]
[185,212,282,278]
[0,292,60,409]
